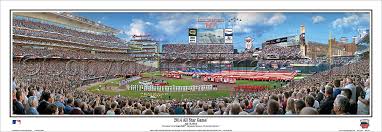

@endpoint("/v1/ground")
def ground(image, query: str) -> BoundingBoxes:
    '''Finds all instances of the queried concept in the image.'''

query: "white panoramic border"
[1,0,381,132]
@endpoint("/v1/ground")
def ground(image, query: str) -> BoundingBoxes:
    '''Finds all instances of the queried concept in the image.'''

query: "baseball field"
[85,71,297,100]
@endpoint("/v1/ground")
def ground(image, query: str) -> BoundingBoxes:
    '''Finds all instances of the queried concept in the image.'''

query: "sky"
[75,12,370,51]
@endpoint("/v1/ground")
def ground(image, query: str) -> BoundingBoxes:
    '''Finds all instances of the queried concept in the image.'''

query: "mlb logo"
[360,119,369,129]
[12,120,21,125]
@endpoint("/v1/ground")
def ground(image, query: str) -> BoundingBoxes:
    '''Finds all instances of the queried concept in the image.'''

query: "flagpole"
[329,32,332,79]
[329,32,332,65]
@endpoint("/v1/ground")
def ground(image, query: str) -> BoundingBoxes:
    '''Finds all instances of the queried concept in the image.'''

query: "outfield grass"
[181,75,193,79]
[294,76,305,80]
[293,74,307,80]
[141,71,161,78]
[129,80,141,85]
[235,80,285,89]
[166,79,193,86]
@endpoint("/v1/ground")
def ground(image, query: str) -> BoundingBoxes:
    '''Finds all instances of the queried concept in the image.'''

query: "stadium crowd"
[259,45,302,59]
[332,56,355,66]
[13,44,131,60]
[257,59,320,66]
[163,44,234,54]
[13,19,127,48]
[161,44,257,62]
[13,57,370,115]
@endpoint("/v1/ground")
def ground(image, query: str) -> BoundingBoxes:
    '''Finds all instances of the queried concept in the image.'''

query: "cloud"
[119,13,196,41]
[232,25,252,33]
[233,12,286,26]
[155,13,194,35]
[119,12,288,42]
[155,13,226,35]
[121,19,151,38]
[312,15,325,24]
[229,12,286,37]
[332,13,369,28]
[96,16,107,24]
[157,19,182,35]
[264,13,287,26]
[234,12,266,26]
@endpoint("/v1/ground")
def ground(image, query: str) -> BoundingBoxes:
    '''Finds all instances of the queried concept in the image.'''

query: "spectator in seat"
[64,98,74,114]
[143,109,153,115]
[159,104,169,115]
[300,107,318,115]
[13,91,25,114]
[253,103,265,115]
[80,102,93,114]
[357,78,370,115]
[318,86,334,114]
[54,94,65,110]
[37,91,52,114]
[267,99,280,115]
[309,93,320,109]
[333,95,350,115]
[45,104,59,115]
[193,101,204,115]
[296,92,303,100]
[214,103,225,115]
[243,100,252,113]
[132,109,141,115]
[115,108,123,115]
[106,102,118,115]
[58,106,64,115]
[154,106,160,115]
[94,105,105,115]
[70,99,84,115]
[282,92,290,112]
[198,103,209,115]
[239,103,249,115]
[341,89,357,114]
[285,98,295,115]
[207,109,214,115]
[304,95,315,108]
[27,90,36,98]
[26,96,39,115]
[294,99,305,115]
[230,103,241,115]
[12,76,17,91]
[333,80,342,97]
[141,102,151,115]
[344,78,356,102]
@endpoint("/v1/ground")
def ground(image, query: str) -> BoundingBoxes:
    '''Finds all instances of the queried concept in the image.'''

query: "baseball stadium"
[12,12,371,116]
